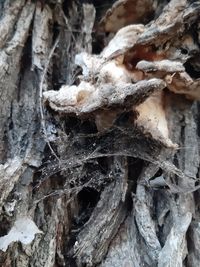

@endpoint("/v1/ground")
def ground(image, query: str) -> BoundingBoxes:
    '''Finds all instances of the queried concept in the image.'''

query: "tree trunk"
[0,0,200,266]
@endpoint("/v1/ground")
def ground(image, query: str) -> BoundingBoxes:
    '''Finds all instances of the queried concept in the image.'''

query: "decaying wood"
[74,157,128,266]
[0,158,24,213]
[98,0,155,33]
[0,0,200,266]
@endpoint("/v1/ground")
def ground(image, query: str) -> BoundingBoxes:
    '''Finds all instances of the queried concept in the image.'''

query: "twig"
[39,35,60,162]
[32,179,92,206]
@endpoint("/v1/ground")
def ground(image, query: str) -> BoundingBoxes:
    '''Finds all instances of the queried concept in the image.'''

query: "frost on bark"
[0,0,200,266]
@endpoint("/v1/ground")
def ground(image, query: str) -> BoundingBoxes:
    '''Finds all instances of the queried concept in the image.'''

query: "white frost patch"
[0,217,43,252]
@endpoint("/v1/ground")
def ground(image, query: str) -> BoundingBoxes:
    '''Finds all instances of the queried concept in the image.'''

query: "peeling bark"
[0,0,200,267]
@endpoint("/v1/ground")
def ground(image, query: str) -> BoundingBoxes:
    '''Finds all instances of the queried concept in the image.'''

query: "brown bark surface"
[0,0,200,266]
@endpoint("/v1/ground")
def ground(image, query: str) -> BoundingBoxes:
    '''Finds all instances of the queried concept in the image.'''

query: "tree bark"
[0,0,200,267]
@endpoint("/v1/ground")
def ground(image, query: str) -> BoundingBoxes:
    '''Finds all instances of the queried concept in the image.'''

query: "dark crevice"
[77,187,100,223]
[62,0,73,17]
[0,216,11,237]
[17,26,33,102]
[152,168,163,179]
[184,59,200,79]
[128,158,144,193]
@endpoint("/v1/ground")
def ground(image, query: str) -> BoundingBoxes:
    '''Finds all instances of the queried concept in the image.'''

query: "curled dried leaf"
[135,92,177,148]
[75,52,103,78]
[122,1,200,60]
[75,52,143,84]
[43,81,96,109]
[134,65,199,101]
[44,0,200,156]
[101,24,145,59]
[167,72,200,100]
[136,60,185,74]
[43,79,166,116]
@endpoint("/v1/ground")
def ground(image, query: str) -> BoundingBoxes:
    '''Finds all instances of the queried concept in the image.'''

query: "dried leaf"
[44,79,166,116]
[43,81,96,109]
[75,52,103,77]
[135,91,177,148]
[167,72,200,100]
[101,24,145,59]
[75,52,143,84]
[135,59,200,100]
[136,60,185,74]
